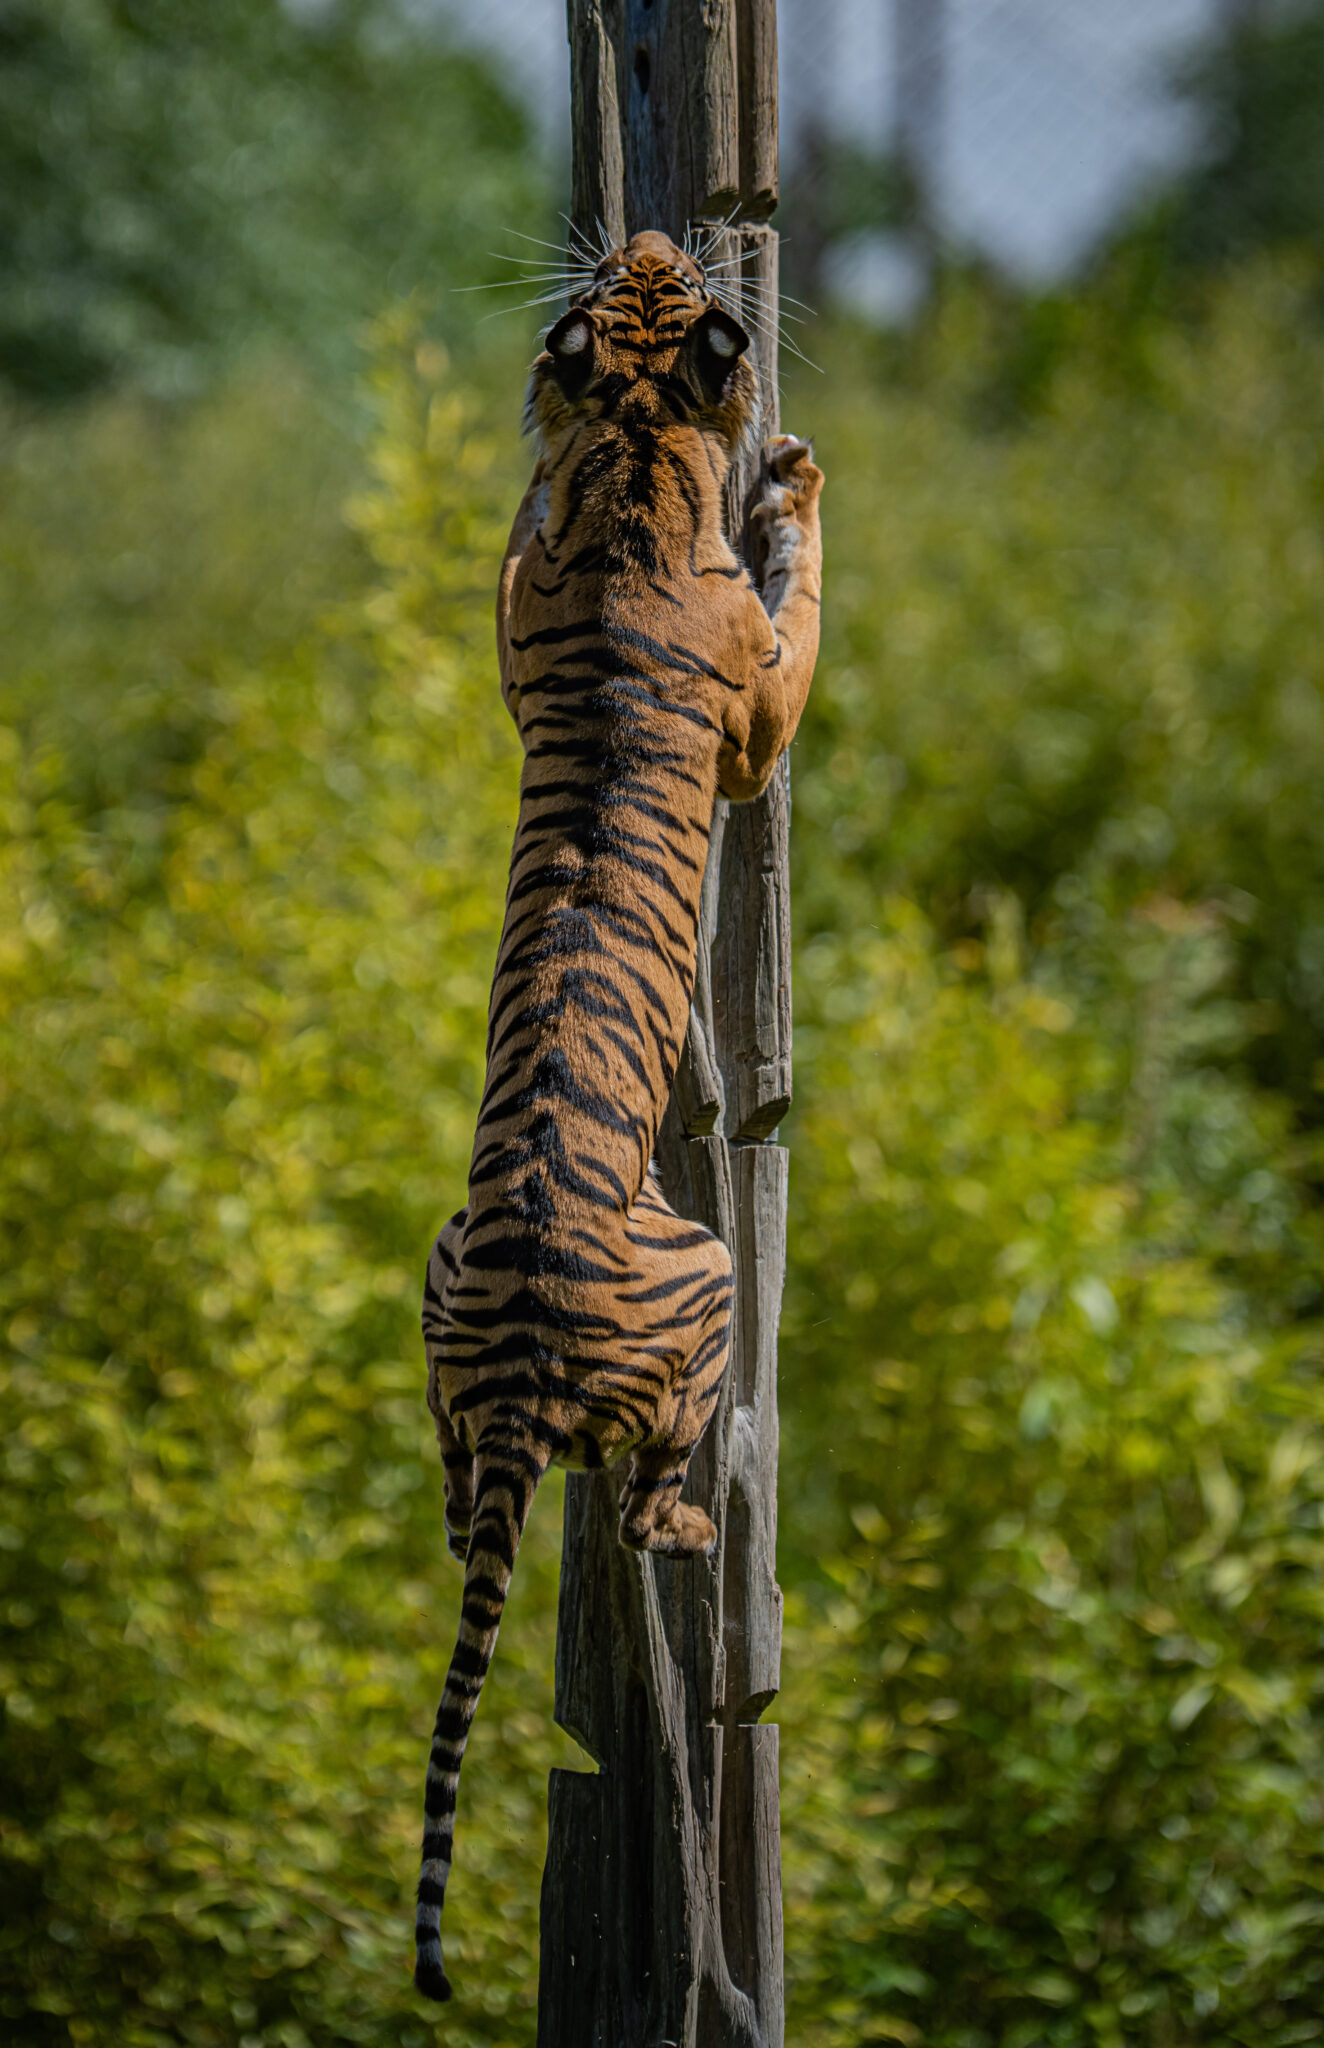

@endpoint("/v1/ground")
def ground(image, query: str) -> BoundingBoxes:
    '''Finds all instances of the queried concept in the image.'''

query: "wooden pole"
[539,6,788,2045]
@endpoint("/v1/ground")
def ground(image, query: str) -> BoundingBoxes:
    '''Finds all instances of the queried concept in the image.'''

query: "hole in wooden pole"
[633,44,651,96]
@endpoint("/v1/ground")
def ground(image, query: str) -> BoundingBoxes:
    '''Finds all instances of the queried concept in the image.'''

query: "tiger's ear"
[543,308,597,397]
[693,307,750,395]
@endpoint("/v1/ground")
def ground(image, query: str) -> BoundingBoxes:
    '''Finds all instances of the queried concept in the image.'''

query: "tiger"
[414,228,823,2004]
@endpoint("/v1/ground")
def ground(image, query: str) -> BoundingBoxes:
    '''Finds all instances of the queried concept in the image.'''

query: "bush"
[0,325,571,2045]
[792,259,1324,1110]
[0,0,542,400]
[780,907,1324,2047]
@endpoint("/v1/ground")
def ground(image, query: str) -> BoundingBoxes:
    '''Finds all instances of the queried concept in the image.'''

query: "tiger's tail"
[414,1431,550,2003]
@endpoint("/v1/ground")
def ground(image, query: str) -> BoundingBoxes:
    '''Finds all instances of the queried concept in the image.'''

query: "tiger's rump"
[426,1169,733,1476]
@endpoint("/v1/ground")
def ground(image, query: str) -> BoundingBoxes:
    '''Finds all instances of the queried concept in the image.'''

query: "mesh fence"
[443,0,1248,279]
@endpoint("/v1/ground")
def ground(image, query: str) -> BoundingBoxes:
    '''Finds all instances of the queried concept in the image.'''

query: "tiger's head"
[525,230,757,454]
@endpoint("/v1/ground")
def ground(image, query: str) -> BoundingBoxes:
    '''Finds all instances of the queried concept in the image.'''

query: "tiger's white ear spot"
[555,316,591,356]
[694,307,750,391]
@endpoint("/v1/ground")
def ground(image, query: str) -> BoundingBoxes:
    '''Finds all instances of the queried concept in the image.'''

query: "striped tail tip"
[414,1936,452,2003]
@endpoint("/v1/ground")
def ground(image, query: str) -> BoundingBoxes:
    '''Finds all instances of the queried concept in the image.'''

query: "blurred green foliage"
[0,0,540,399]
[775,256,1324,2045]
[1161,0,1324,273]
[5,14,1324,2043]
[802,261,1324,1112]
[1,327,580,2045]
[781,903,1324,2046]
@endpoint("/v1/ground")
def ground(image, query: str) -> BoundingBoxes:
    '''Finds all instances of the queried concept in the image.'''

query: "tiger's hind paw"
[620,1500,717,1558]
[657,1503,718,1557]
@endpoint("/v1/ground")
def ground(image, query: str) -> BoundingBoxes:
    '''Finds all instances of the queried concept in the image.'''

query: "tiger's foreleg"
[751,433,824,630]
[422,1211,475,1562]
[495,460,549,725]
[718,434,824,802]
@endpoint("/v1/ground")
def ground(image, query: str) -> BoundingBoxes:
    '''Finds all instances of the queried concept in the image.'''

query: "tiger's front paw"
[757,434,823,515]
[749,435,823,600]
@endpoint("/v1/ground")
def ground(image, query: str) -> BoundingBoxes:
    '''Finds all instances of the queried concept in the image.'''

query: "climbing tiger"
[414,228,823,2003]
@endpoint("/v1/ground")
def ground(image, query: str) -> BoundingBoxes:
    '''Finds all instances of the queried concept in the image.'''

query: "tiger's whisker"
[459,281,562,294]
[478,252,593,271]
[693,204,741,263]
[735,277,816,319]
[500,227,592,259]
[460,271,593,296]
[506,291,585,310]
[725,298,823,372]
[486,256,595,276]
[476,265,594,284]
[557,212,604,265]
[478,291,586,324]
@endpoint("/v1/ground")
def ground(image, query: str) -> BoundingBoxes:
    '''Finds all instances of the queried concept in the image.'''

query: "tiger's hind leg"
[616,1183,733,1558]
[423,1210,475,1562]
[619,1436,720,1557]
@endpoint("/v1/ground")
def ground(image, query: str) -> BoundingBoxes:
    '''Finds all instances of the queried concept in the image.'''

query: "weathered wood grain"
[541,9,788,2044]
[735,0,778,217]
[567,0,628,246]
[671,800,727,1136]
[713,755,792,1141]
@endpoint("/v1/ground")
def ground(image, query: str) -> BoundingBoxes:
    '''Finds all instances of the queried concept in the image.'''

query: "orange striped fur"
[414,230,822,2002]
